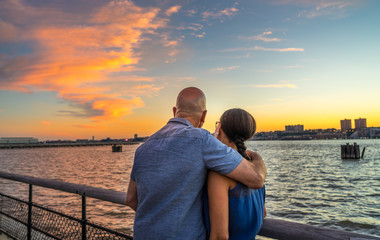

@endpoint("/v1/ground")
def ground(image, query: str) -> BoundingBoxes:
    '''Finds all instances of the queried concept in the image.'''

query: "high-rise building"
[354,118,367,129]
[340,119,352,132]
[285,125,304,132]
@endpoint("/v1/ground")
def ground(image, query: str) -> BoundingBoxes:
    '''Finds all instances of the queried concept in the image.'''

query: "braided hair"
[220,108,256,161]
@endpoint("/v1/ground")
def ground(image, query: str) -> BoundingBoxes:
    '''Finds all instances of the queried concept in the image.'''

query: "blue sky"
[0,0,379,140]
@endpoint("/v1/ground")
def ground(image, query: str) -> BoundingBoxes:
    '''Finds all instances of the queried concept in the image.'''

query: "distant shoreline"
[0,142,139,149]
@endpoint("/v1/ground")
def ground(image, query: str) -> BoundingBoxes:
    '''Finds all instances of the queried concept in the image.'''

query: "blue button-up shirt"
[131,117,242,240]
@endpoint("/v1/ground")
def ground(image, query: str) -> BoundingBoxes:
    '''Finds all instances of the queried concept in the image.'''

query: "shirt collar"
[168,117,193,127]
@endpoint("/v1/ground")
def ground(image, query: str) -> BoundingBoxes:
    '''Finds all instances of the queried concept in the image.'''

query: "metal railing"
[1,171,379,240]
[0,171,132,240]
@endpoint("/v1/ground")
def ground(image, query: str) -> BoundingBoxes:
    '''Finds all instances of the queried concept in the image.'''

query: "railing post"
[82,194,87,240]
[27,184,32,240]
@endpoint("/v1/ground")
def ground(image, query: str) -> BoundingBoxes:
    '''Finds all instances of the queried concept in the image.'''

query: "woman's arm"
[208,171,236,240]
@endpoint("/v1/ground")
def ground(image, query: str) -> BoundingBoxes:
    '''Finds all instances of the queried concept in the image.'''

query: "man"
[126,87,266,239]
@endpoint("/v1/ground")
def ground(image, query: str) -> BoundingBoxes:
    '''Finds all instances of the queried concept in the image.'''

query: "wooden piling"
[341,143,363,159]
[112,144,122,152]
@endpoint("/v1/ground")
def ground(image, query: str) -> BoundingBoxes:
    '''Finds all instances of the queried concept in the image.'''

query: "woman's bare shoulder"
[208,171,237,189]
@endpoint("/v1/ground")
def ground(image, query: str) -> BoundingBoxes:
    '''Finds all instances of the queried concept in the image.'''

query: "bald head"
[175,87,206,116]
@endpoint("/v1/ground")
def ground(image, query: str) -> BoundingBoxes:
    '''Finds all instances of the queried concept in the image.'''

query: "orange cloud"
[41,121,51,126]
[72,124,103,130]
[92,97,144,121]
[0,0,168,121]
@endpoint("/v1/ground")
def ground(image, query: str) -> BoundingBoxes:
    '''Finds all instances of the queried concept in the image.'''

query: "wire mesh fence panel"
[87,224,132,240]
[0,194,28,223]
[0,214,28,239]
[1,193,132,240]
[0,194,28,239]
[31,205,82,239]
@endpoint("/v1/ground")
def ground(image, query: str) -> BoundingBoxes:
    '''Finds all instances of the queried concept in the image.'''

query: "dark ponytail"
[220,109,256,161]
[234,135,250,160]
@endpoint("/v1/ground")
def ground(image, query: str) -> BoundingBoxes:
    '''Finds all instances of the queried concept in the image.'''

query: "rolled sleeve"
[202,133,242,175]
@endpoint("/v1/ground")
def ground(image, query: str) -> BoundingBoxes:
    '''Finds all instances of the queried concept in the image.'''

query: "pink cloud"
[239,32,282,42]
[269,0,359,18]
[202,7,239,19]
[252,46,304,52]
[222,46,304,52]
[166,5,182,16]
[211,66,240,72]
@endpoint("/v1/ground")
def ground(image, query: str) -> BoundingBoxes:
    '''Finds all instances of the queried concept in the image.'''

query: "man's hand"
[226,151,266,189]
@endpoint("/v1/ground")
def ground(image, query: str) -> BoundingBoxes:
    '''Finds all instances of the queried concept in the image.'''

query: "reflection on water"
[0,145,138,235]
[249,139,380,237]
[0,139,379,237]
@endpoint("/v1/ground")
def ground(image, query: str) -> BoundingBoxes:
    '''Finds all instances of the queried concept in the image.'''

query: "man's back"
[131,118,241,239]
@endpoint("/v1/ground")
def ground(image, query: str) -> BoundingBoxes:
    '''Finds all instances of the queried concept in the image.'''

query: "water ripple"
[1,140,380,237]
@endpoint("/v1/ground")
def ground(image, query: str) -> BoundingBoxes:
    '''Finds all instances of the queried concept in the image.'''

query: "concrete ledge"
[0,233,13,240]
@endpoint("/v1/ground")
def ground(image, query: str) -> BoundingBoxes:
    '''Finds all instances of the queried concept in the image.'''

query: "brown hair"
[220,108,256,160]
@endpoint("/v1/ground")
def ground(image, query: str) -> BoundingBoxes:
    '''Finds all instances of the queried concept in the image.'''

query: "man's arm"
[226,150,266,189]
[126,180,138,211]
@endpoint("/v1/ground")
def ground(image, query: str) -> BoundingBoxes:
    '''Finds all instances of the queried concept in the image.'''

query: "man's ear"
[200,110,207,125]
[173,107,177,117]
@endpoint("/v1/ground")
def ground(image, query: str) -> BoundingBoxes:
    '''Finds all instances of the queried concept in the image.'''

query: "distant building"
[363,127,380,138]
[285,125,304,132]
[0,137,38,144]
[354,118,367,129]
[340,119,352,132]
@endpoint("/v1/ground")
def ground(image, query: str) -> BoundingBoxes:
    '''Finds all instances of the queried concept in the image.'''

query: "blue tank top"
[204,184,266,240]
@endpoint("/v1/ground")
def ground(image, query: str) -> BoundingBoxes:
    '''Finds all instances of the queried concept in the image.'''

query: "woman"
[204,108,266,240]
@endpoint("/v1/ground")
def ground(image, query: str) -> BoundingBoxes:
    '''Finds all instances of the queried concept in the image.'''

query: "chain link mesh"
[0,194,133,239]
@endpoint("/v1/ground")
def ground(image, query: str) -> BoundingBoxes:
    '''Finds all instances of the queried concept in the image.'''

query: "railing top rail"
[259,218,380,240]
[1,171,379,239]
[0,171,126,205]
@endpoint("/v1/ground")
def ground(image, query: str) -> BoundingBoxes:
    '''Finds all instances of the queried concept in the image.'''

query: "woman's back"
[204,174,266,240]
[205,108,266,239]
[228,183,265,239]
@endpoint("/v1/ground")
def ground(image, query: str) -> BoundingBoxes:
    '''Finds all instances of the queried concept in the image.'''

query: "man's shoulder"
[135,125,211,149]
[192,127,211,136]
[163,121,212,139]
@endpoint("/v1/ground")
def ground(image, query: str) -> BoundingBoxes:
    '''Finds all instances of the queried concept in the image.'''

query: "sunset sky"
[1,0,379,140]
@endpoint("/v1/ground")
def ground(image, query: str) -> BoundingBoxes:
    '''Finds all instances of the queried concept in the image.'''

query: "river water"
[0,139,379,238]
